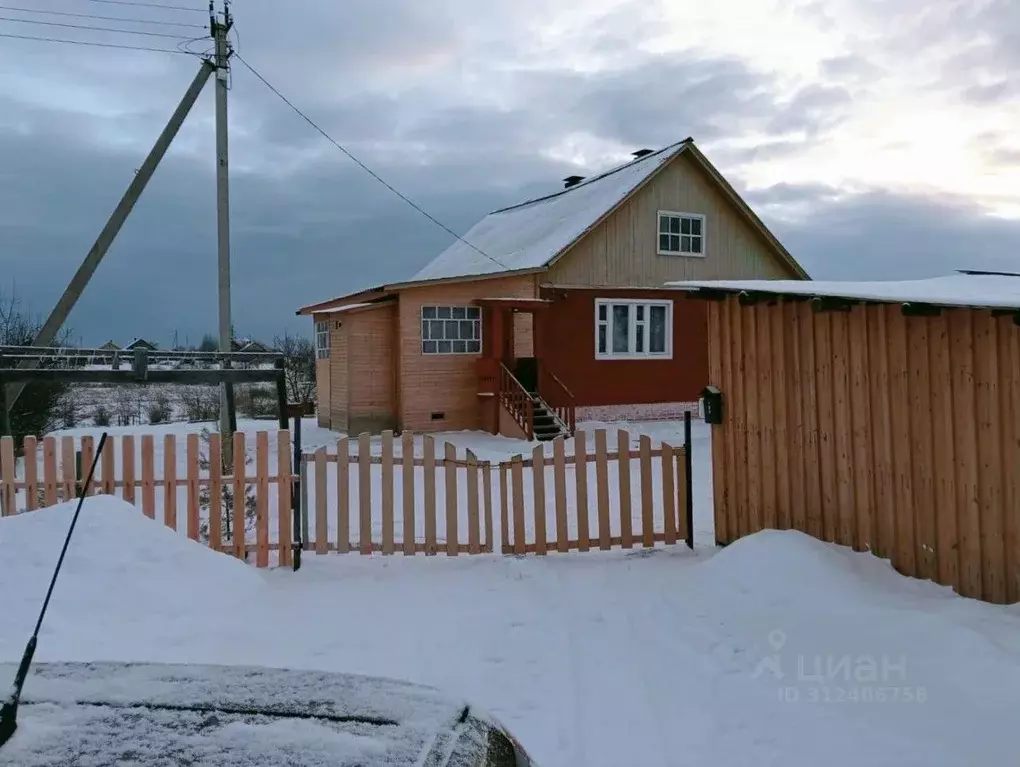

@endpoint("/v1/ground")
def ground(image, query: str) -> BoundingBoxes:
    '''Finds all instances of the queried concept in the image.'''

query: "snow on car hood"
[0,662,478,766]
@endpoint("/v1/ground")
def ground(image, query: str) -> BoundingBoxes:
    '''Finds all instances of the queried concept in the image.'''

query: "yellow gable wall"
[545,151,799,287]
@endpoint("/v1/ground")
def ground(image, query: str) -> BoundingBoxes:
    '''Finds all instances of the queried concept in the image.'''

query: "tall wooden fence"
[0,431,295,568]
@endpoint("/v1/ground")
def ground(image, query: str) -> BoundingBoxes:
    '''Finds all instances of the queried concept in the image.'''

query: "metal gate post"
[291,411,303,571]
[684,410,694,549]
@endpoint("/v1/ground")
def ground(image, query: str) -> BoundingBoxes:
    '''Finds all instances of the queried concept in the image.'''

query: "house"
[98,340,121,351]
[672,270,1020,605]
[123,338,157,351]
[297,137,808,439]
[232,338,272,354]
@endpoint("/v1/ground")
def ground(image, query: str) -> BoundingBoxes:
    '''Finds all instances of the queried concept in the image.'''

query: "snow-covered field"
[4,420,1020,766]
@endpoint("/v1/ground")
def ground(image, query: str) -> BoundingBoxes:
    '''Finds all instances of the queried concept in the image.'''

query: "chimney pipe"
[563,175,585,189]
[632,149,654,158]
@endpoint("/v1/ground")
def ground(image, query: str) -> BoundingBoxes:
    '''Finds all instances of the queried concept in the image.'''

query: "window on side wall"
[315,320,330,359]
[658,211,705,256]
[421,306,482,355]
[595,299,672,360]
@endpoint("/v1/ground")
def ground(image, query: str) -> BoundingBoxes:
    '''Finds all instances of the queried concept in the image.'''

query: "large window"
[658,211,705,256]
[595,299,672,360]
[421,305,482,355]
[315,320,330,359]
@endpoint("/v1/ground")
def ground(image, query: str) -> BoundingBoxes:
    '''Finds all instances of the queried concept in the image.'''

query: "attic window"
[658,211,705,257]
[421,306,482,355]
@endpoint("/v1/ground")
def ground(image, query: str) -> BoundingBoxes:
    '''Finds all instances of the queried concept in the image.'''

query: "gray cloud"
[0,0,1017,348]
[749,184,1020,280]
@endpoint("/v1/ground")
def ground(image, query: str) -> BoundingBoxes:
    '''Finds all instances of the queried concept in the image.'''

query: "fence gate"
[499,426,692,555]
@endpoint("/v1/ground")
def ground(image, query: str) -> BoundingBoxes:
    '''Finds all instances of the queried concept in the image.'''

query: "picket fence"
[298,427,691,556]
[0,431,295,568]
[1,426,693,567]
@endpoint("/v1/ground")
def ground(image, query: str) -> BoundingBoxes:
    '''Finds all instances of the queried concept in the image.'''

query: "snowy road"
[6,498,1020,766]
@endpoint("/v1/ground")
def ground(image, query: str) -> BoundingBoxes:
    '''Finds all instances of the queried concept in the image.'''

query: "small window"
[658,212,705,256]
[594,299,672,360]
[421,306,482,355]
[315,320,330,359]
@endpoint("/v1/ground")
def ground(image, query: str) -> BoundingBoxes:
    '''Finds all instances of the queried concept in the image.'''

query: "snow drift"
[0,496,265,665]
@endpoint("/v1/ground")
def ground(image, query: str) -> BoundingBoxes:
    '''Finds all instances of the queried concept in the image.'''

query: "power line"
[0,15,195,38]
[234,53,512,272]
[88,0,206,11]
[0,4,207,28]
[0,31,196,53]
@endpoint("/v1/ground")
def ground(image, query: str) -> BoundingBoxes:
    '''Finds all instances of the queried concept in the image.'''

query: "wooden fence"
[299,431,495,555]
[0,431,295,568]
[2,426,695,567]
[705,296,1020,604]
[499,430,690,554]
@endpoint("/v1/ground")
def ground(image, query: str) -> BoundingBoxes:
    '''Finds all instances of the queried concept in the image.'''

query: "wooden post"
[0,374,9,439]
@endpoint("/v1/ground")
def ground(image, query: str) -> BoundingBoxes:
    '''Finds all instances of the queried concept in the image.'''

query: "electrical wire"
[0,4,207,28]
[233,53,512,272]
[0,30,197,53]
[0,15,195,38]
[88,0,206,11]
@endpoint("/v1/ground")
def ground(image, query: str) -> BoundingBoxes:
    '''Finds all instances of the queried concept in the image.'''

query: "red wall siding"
[537,287,708,405]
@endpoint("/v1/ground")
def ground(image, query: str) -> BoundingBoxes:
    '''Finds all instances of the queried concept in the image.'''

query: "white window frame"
[595,298,673,360]
[421,305,483,355]
[657,210,706,257]
[315,320,330,359]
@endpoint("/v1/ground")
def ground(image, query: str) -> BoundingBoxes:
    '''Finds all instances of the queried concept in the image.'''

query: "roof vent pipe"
[563,175,585,189]
[632,149,654,158]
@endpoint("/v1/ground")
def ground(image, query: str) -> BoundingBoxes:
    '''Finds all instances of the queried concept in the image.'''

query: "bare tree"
[0,289,73,448]
[273,331,316,405]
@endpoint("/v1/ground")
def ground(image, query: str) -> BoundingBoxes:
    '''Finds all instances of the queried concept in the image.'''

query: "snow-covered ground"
[4,418,1020,766]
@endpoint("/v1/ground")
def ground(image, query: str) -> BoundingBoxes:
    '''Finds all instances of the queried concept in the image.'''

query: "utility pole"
[211,0,235,467]
[4,61,215,413]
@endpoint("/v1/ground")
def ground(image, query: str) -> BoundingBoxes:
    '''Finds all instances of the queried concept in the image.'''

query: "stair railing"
[499,362,534,440]
[538,365,576,436]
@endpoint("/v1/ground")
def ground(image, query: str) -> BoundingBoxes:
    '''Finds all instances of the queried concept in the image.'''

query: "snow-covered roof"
[668,271,1020,310]
[321,302,377,315]
[412,141,690,282]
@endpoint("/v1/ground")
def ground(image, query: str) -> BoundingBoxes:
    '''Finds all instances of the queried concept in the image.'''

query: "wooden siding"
[345,304,398,433]
[536,287,709,405]
[707,297,1020,605]
[398,275,537,433]
[546,152,798,287]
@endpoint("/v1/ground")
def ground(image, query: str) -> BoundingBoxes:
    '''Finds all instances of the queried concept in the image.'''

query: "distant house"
[124,338,157,351]
[297,138,808,439]
[98,340,121,351]
[232,339,273,354]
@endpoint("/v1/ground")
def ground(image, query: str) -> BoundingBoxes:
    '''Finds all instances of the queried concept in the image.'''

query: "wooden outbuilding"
[675,270,1020,604]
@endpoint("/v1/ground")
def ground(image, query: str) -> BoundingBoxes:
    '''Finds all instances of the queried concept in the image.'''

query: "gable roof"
[411,138,808,283]
[412,141,690,282]
[297,138,808,315]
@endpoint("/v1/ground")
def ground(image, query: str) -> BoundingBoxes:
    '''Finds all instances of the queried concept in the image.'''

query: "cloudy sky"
[1,0,1018,346]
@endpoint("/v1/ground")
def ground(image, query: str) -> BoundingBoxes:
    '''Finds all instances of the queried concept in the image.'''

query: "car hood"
[0,661,488,766]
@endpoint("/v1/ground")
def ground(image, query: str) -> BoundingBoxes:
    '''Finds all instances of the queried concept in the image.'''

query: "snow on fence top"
[411,141,689,282]
[668,271,1020,311]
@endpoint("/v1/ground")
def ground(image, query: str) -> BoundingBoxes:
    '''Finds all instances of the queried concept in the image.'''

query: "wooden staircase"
[529,394,570,442]
[494,359,575,442]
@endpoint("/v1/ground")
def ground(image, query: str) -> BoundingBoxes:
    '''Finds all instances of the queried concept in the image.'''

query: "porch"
[473,297,576,441]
